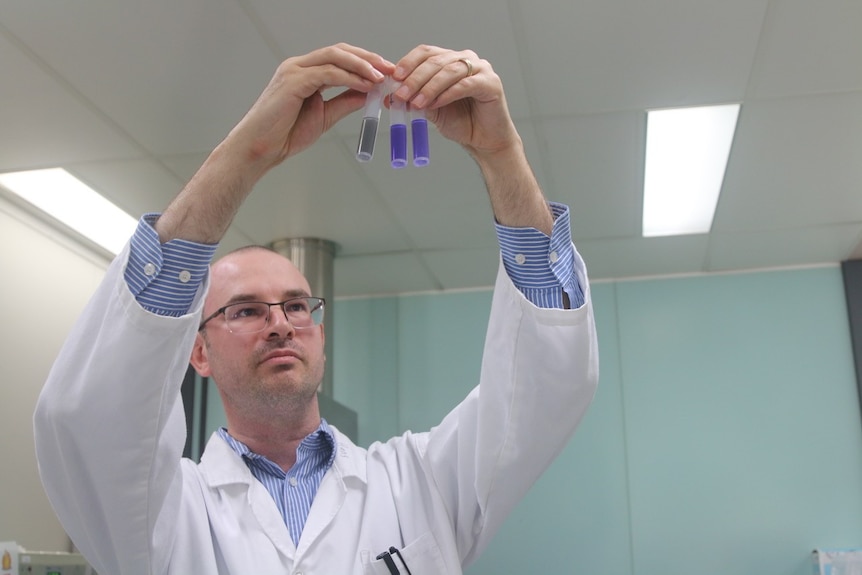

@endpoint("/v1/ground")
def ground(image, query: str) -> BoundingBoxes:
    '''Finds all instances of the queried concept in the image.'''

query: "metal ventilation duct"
[268,237,358,441]
[269,237,336,396]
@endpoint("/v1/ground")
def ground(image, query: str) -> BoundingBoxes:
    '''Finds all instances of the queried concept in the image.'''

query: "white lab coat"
[34,244,598,575]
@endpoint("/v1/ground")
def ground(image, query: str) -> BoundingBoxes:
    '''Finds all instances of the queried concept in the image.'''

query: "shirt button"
[143,263,156,276]
[178,270,192,283]
[549,251,559,263]
[514,253,526,265]
[289,477,298,487]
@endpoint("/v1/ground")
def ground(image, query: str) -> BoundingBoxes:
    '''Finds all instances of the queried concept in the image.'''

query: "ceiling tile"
[515,0,768,114]
[538,111,643,240]
[157,152,212,183]
[2,1,858,295]
[228,138,412,256]
[67,159,186,221]
[1,0,278,155]
[748,0,862,99]
[346,131,496,250]
[0,30,140,169]
[334,252,439,297]
[213,227,259,258]
[422,248,502,291]
[715,92,862,231]
[577,235,710,280]
[708,224,862,272]
[247,0,533,120]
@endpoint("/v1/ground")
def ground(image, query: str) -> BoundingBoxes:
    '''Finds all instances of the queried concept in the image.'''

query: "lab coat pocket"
[361,531,449,575]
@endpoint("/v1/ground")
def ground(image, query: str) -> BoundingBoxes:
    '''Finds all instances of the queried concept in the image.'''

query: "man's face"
[191,248,325,417]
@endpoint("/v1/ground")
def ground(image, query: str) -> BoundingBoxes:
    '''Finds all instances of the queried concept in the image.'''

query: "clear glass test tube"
[411,107,430,166]
[390,93,408,169]
[356,81,386,162]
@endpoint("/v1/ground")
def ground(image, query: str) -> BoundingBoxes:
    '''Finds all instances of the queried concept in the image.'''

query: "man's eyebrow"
[282,288,312,299]
[221,289,310,306]
[221,294,259,306]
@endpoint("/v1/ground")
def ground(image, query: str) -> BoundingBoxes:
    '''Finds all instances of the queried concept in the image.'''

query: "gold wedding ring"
[458,57,475,77]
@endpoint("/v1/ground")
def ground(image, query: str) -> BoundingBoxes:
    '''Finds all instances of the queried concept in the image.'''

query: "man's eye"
[229,305,265,320]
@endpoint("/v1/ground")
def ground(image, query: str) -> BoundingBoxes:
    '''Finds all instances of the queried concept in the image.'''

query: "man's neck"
[225,406,322,471]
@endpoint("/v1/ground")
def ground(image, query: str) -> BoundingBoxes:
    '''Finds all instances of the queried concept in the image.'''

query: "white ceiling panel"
[334,252,439,297]
[0,0,278,155]
[67,159,186,220]
[577,234,711,280]
[539,111,644,240]
[715,92,862,232]
[422,248,502,291]
[708,224,862,272]
[350,131,497,250]
[157,152,213,184]
[215,227,259,258]
[515,0,769,115]
[1,1,860,296]
[0,28,140,169]
[234,147,410,255]
[748,0,862,99]
[246,0,534,120]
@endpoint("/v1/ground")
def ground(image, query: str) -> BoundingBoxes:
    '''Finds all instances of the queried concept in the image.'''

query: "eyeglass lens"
[223,298,323,333]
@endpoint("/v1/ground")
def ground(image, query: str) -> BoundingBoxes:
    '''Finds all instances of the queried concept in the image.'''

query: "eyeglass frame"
[198,296,326,333]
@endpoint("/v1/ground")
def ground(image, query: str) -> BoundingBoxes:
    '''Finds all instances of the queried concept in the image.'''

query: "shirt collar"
[217,419,337,476]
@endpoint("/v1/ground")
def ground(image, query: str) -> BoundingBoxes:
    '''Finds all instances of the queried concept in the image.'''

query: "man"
[35,43,598,574]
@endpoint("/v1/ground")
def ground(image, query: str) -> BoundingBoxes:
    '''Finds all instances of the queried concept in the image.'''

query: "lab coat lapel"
[199,433,297,560]
[294,428,366,558]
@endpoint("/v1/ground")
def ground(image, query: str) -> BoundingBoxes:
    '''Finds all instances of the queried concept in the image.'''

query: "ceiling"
[1,0,860,297]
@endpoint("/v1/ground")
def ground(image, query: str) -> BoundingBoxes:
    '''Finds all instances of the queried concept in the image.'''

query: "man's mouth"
[260,348,301,365]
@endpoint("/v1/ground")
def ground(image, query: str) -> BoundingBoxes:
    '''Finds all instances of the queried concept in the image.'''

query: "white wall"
[0,197,108,551]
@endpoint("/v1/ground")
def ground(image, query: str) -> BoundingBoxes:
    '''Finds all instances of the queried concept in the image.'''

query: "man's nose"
[266,304,296,338]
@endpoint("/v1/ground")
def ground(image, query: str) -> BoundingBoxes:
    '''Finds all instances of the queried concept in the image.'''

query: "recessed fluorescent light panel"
[642,103,740,237]
[0,168,137,255]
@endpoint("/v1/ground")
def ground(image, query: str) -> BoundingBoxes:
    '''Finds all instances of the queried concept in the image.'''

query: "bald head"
[205,246,312,319]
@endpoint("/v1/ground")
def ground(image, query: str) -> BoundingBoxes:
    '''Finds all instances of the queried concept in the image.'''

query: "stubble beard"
[244,352,324,419]
[253,367,319,408]
[208,334,325,422]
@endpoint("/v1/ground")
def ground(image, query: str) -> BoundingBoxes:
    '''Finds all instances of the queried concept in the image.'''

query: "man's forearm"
[154,136,269,245]
[152,45,391,246]
[473,140,554,235]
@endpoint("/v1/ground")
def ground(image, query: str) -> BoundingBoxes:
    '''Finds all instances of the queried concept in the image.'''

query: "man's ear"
[189,332,212,377]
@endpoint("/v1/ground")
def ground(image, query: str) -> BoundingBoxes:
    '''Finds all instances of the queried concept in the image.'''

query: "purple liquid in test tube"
[390,95,408,168]
[411,107,430,166]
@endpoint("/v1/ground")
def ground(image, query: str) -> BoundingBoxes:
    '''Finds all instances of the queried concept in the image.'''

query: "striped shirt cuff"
[124,214,218,317]
[495,202,585,309]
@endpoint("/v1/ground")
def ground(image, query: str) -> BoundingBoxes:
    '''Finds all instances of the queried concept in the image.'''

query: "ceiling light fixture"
[642,103,740,237]
[0,167,137,255]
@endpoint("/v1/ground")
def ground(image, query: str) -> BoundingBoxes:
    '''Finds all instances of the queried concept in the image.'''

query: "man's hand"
[391,45,520,162]
[392,45,552,234]
[230,43,395,173]
[155,43,394,244]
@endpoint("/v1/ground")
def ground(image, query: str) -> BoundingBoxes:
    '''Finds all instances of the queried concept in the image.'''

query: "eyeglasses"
[198,296,325,333]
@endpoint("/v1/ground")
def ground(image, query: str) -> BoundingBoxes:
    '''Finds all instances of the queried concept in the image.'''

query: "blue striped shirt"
[495,202,584,309]
[216,424,335,546]
[122,202,583,543]
[125,214,217,316]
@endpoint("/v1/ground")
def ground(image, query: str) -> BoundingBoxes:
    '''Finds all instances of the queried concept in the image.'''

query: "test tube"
[356,81,386,162]
[390,94,408,169]
[411,107,430,166]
